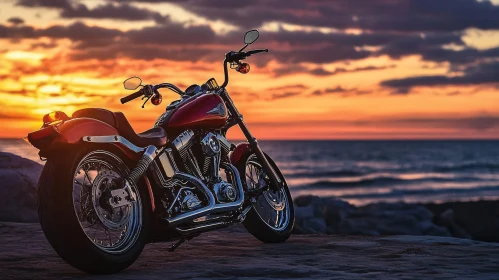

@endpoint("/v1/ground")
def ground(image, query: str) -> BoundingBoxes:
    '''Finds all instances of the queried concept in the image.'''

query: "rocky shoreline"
[1,151,498,242]
[293,195,499,242]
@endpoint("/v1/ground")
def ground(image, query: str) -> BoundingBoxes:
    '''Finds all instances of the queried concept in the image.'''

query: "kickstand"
[168,238,185,252]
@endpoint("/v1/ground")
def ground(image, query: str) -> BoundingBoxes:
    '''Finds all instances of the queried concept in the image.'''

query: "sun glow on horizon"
[0,0,499,139]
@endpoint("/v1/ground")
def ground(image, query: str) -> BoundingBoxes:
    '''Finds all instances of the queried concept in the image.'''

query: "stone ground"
[1,222,499,279]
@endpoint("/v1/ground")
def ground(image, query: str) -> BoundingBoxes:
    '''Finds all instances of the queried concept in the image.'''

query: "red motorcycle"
[26,30,294,274]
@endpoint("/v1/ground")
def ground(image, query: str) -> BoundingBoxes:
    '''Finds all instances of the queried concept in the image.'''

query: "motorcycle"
[26,30,294,274]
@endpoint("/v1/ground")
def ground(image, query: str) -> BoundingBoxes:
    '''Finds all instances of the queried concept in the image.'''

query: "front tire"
[236,153,294,243]
[38,145,151,274]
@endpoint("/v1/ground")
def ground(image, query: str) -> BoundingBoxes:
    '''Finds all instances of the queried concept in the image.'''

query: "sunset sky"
[1,0,499,139]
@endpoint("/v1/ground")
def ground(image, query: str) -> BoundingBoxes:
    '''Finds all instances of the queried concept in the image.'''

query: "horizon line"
[1,137,498,142]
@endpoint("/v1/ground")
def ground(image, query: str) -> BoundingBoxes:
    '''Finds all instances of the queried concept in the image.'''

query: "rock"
[293,196,451,238]
[322,198,355,226]
[425,200,499,242]
[293,205,327,234]
[0,152,43,222]
[436,209,471,239]
[301,217,327,234]
[293,195,323,207]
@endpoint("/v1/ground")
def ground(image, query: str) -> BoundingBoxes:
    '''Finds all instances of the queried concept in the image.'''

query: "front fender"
[229,142,252,165]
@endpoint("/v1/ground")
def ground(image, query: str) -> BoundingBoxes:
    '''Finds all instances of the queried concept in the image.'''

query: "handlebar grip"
[246,49,269,56]
[120,89,143,104]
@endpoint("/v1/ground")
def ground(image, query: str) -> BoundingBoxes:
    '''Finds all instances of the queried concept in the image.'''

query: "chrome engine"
[171,130,236,203]
[151,130,245,225]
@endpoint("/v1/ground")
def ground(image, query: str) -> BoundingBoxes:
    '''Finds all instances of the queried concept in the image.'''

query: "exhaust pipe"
[126,145,158,184]
[165,163,245,227]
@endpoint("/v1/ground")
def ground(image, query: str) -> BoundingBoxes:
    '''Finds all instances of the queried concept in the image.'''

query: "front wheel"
[236,153,294,243]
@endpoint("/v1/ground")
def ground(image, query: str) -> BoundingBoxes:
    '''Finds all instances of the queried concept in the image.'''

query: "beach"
[2,141,499,278]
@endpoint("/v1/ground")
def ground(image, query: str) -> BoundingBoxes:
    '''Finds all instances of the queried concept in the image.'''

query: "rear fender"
[28,118,155,212]
[27,118,141,160]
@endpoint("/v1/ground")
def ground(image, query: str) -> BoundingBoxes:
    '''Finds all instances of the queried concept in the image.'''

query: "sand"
[1,222,498,279]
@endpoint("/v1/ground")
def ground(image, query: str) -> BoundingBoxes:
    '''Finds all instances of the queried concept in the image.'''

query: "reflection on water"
[2,139,499,205]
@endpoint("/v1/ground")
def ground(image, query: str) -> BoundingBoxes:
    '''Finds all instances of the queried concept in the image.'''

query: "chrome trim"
[201,133,220,156]
[172,130,194,152]
[126,145,158,184]
[82,135,145,153]
[166,148,179,172]
[167,186,197,212]
[175,220,230,235]
[186,149,205,181]
[211,163,244,213]
[165,172,216,227]
[165,163,245,227]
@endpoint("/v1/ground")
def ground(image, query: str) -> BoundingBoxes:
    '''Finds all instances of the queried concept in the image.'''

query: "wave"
[433,162,499,173]
[338,185,499,199]
[294,175,487,190]
[285,170,367,179]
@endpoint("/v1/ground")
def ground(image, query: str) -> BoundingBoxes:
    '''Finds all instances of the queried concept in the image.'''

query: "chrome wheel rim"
[72,151,142,254]
[245,155,290,231]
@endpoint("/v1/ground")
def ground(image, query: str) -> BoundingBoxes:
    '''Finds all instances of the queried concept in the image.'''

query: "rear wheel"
[236,153,294,243]
[38,145,151,274]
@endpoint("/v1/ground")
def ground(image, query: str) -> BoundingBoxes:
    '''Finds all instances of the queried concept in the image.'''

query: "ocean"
[2,139,499,205]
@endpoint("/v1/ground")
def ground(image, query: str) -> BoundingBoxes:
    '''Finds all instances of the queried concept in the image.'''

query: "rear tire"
[37,145,151,274]
[236,153,294,243]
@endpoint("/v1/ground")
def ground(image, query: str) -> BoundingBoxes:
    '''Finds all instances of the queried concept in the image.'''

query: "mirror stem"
[239,44,249,52]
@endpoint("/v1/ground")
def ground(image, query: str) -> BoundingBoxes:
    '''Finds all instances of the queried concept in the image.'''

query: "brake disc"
[92,170,131,230]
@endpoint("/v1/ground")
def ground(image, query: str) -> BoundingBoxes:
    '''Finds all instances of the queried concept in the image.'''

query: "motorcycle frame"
[220,57,282,192]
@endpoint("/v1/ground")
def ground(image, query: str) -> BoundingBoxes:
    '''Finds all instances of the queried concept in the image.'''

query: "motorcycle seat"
[72,108,167,147]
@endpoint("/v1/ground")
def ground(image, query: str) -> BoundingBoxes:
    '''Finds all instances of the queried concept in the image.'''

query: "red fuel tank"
[167,94,228,129]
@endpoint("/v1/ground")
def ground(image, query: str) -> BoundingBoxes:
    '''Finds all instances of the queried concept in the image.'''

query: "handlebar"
[221,48,269,88]
[246,49,268,56]
[122,47,268,103]
[120,89,143,104]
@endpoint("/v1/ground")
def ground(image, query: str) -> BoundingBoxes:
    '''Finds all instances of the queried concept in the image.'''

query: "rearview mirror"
[124,77,142,90]
[244,30,259,45]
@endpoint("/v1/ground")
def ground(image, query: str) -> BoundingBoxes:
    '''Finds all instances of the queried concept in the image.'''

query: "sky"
[1,0,499,140]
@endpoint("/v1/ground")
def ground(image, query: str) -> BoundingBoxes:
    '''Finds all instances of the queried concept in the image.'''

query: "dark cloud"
[311,86,371,97]
[273,64,396,77]
[17,0,169,23]
[311,65,396,76]
[16,0,71,9]
[246,114,499,132]
[312,86,349,96]
[30,41,58,49]
[266,84,308,91]
[381,61,499,92]
[3,0,499,86]
[269,91,301,100]
[163,0,499,32]
[385,115,499,131]
[61,3,169,23]
[7,17,25,25]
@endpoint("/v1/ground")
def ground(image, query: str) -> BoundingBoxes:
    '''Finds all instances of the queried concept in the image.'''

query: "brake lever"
[141,95,152,108]
[140,85,155,108]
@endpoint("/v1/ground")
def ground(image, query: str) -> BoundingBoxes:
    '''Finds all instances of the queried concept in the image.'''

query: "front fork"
[220,89,282,192]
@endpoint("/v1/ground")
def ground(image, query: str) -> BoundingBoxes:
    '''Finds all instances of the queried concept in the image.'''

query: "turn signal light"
[236,63,250,74]
[42,111,69,126]
[151,94,162,106]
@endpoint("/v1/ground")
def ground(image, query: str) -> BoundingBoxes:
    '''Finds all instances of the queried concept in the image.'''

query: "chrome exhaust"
[165,172,216,226]
[126,145,158,184]
[165,163,245,227]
